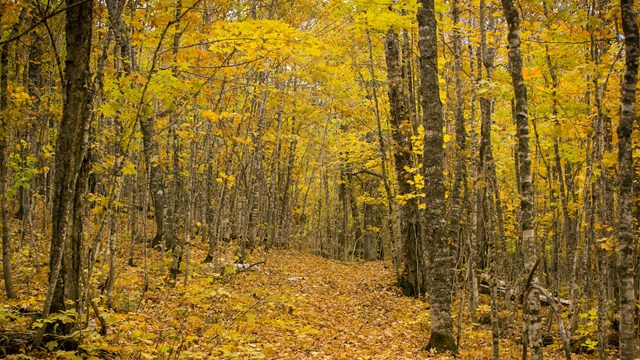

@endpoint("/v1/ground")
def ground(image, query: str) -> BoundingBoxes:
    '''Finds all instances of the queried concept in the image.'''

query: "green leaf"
[46,340,58,351]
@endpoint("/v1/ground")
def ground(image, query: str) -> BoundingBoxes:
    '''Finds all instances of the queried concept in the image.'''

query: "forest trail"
[105,249,437,359]
[6,245,591,359]
[224,251,430,359]
[98,248,544,359]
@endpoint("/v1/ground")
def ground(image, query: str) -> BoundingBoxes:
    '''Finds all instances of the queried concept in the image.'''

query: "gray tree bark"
[48,0,93,314]
[384,28,425,297]
[617,0,638,358]
[477,2,500,358]
[169,0,184,282]
[417,0,457,353]
[500,0,542,358]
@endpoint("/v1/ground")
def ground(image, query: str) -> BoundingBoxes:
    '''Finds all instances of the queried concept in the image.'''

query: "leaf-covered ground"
[3,243,600,359]
[107,249,435,359]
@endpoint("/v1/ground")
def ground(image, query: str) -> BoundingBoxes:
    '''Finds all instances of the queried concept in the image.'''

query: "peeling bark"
[499,0,541,357]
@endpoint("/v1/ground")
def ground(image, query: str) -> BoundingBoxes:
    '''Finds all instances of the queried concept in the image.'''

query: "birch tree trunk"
[500,0,542,358]
[449,0,468,283]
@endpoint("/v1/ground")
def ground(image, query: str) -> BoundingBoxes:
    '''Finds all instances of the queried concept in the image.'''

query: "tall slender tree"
[477,2,501,358]
[417,0,457,353]
[46,0,94,314]
[500,0,542,358]
[385,28,424,297]
[617,0,638,358]
[0,9,25,301]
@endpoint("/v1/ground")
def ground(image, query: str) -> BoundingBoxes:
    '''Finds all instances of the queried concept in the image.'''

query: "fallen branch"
[525,284,572,360]
[478,282,571,307]
[521,258,541,305]
[8,307,41,319]
[479,269,571,308]
[89,297,107,336]
[235,260,266,274]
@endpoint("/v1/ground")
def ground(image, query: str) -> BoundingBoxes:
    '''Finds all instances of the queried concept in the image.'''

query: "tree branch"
[0,0,91,46]
[346,168,386,179]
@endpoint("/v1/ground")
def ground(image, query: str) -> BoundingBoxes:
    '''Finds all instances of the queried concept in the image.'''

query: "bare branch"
[0,0,91,46]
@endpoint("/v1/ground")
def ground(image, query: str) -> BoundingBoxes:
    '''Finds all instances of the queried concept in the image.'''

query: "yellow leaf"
[203,109,219,122]
[264,345,276,357]
[121,161,137,176]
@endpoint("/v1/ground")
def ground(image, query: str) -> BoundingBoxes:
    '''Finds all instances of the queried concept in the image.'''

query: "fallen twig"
[235,260,266,274]
[89,297,107,336]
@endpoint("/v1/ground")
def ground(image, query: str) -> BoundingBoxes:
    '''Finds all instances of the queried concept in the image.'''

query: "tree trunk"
[169,2,184,280]
[366,30,396,267]
[106,213,117,308]
[617,0,638,357]
[477,2,500,357]
[0,9,25,300]
[449,0,468,283]
[417,0,457,353]
[106,0,169,251]
[48,0,93,314]
[169,126,183,281]
[384,28,424,296]
[542,0,577,301]
[500,0,541,358]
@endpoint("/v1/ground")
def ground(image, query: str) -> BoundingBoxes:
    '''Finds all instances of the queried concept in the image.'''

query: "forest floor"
[3,241,603,359]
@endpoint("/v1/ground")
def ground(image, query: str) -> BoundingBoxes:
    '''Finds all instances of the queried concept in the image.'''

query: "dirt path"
[202,251,573,359]
[5,246,584,359]
[243,251,432,359]
[106,249,572,359]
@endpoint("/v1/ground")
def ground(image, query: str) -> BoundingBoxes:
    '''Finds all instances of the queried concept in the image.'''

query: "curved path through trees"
[100,248,576,359]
